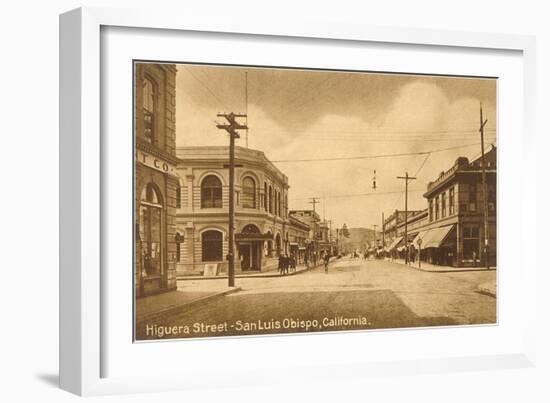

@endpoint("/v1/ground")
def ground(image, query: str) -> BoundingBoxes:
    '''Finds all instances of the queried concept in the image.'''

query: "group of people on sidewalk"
[277,254,297,275]
[278,250,332,275]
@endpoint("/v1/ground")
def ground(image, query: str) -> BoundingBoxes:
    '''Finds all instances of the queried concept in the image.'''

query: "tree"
[341,224,350,238]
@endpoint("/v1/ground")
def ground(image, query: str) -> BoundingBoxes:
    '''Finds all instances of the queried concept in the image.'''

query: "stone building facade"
[175,146,293,276]
[287,216,311,264]
[134,63,178,297]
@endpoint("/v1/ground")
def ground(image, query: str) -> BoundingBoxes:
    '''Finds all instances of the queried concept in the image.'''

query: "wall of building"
[175,147,292,275]
[134,63,178,297]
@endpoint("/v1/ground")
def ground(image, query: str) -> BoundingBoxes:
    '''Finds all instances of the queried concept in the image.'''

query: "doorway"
[238,242,261,271]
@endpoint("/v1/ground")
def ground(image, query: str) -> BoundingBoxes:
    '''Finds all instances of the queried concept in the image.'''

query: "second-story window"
[242,177,256,208]
[263,183,268,211]
[429,199,433,222]
[468,183,477,212]
[201,175,222,208]
[268,185,273,214]
[435,196,440,220]
[442,192,447,218]
[142,76,156,144]
[449,187,455,215]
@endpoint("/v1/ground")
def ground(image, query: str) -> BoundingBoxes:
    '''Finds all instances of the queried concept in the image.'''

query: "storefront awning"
[388,236,403,251]
[412,230,428,249]
[419,225,455,249]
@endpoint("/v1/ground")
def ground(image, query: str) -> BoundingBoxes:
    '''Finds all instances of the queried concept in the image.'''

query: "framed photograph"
[60,7,537,396]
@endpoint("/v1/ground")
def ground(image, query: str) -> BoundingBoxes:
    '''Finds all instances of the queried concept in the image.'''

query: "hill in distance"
[332,227,382,252]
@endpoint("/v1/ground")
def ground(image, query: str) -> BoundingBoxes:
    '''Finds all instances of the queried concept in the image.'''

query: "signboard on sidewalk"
[203,263,218,277]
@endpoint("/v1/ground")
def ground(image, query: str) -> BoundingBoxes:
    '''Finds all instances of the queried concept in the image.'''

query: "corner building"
[175,146,294,276]
[134,63,178,297]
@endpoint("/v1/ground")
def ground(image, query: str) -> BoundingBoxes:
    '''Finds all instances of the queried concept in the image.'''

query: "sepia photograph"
[134,62,497,341]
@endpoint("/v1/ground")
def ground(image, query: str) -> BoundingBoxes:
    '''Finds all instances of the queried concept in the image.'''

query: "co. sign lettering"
[140,152,172,173]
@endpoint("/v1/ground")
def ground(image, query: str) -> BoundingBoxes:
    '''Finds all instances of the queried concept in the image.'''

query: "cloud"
[173,64,496,227]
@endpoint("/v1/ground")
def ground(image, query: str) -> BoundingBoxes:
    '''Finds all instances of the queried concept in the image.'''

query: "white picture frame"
[59,6,537,396]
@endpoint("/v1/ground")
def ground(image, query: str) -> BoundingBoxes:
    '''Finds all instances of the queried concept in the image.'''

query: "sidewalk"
[136,285,241,322]
[138,261,325,320]
[177,262,320,281]
[389,258,497,273]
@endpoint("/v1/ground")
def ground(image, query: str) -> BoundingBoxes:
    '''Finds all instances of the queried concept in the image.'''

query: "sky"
[174,64,497,229]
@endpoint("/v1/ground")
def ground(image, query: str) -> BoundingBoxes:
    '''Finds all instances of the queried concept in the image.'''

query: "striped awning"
[388,236,403,251]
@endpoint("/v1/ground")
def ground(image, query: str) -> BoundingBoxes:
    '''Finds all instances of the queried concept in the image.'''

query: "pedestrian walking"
[278,254,285,275]
[289,254,296,273]
[324,251,330,274]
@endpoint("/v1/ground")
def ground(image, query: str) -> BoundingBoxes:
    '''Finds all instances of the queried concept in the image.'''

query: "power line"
[290,188,425,201]
[252,127,497,136]
[388,152,431,212]
[183,66,231,111]
[271,143,481,163]
[289,136,496,143]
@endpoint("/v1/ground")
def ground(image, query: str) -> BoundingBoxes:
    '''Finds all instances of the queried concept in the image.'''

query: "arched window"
[242,224,260,234]
[264,182,268,211]
[268,185,273,214]
[202,230,223,261]
[277,191,281,216]
[139,183,163,276]
[201,175,222,208]
[176,184,182,208]
[142,76,156,144]
[242,177,256,209]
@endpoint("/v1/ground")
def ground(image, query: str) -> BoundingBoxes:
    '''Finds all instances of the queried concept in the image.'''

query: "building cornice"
[136,137,178,165]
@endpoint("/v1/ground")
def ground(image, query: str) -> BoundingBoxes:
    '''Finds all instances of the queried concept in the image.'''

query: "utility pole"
[327,219,333,254]
[373,224,378,249]
[479,103,489,269]
[309,197,320,213]
[397,172,416,264]
[217,112,248,287]
[244,72,249,148]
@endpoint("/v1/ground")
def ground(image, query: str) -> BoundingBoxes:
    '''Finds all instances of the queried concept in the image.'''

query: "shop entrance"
[238,242,261,271]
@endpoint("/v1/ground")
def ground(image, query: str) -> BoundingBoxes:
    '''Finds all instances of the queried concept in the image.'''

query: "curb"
[177,263,323,281]
[391,261,497,273]
[137,287,242,322]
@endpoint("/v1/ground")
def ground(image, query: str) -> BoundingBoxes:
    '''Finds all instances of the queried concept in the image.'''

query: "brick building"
[384,145,497,267]
[417,145,497,267]
[134,63,179,297]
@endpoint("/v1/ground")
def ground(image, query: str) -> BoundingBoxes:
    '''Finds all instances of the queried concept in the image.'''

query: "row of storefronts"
[383,147,497,268]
